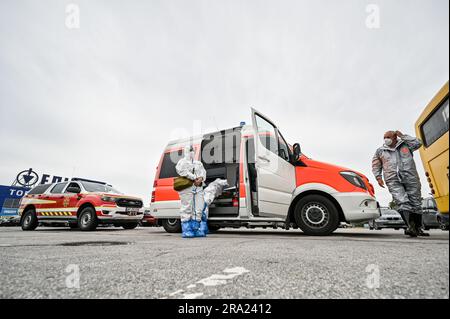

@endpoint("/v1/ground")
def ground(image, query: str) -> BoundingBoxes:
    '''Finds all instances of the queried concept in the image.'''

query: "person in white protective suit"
[175,146,207,224]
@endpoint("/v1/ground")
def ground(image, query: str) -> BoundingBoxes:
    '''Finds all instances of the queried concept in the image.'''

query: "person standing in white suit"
[175,146,207,224]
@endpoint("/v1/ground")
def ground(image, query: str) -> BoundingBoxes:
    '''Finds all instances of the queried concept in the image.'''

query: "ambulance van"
[150,109,380,235]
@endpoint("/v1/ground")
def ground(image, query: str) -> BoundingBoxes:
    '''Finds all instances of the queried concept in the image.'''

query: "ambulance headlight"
[340,171,367,190]
[101,196,117,203]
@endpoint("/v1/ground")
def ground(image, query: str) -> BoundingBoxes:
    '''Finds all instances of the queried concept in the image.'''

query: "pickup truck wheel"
[21,208,38,231]
[78,207,98,231]
[162,219,181,233]
[294,195,340,236]
[122,223,138,230]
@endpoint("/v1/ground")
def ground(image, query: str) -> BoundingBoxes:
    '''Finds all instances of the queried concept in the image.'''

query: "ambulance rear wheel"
[78,207,98,231]
[294,195,340,236]
[162,219,181,233]
[21,208,38,231]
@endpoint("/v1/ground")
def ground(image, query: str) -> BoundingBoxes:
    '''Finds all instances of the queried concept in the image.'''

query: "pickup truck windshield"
[81,181,121,194]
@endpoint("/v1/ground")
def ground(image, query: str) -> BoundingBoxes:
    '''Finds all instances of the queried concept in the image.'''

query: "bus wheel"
[21,208,38,231]
[162,219,181,233]
[78,207,98,231]
[294,195,340,236]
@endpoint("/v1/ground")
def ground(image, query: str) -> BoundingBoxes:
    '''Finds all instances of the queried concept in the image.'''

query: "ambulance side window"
[159,150,184,179]
[255,115,278,155]
[277,131,291,162]
[50,183,68,194]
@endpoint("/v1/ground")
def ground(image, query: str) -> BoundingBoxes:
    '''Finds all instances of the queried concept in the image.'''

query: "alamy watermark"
[365,264,380,289]
[365,4,380,29]
[65,3,80,29]
[65,264,80,289]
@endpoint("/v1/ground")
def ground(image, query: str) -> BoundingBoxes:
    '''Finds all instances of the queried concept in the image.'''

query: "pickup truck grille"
[116,199,143,208]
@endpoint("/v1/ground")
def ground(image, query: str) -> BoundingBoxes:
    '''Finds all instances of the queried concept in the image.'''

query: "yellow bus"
[415,81,449,230]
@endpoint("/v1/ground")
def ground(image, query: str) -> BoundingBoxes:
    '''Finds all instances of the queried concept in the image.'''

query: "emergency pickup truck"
[19,178,144,231]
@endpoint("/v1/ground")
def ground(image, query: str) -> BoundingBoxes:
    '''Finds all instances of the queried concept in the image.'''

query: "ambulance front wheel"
[294,194,340,236]
[162,219,182,233]
[21,208,38,231]
[78,207,98,231]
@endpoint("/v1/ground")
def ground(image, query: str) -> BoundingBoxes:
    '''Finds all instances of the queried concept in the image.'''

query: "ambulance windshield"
[81,181,122,194]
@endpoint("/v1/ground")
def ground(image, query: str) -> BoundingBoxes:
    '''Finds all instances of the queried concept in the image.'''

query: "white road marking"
[169,289,184,296]
[168,266,250,299]
[183,292,204,299]
[197,267,250,287]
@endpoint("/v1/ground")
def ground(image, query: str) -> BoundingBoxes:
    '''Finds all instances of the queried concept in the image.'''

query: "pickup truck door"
[251,108,296,218]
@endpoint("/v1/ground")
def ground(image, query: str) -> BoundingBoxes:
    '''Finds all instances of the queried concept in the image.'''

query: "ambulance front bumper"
[332,192,381,223]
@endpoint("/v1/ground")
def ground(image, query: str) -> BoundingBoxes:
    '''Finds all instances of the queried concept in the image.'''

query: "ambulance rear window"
[28,184,52,195]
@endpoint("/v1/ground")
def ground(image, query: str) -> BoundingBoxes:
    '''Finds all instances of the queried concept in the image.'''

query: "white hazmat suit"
[175,147,207,222]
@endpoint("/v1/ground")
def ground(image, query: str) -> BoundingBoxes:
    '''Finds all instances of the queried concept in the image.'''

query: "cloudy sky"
[0,0,448,206]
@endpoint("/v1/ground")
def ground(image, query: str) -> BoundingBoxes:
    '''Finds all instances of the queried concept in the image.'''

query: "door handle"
[258,156,270,163]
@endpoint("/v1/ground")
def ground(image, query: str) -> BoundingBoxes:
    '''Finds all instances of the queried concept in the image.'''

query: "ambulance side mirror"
[293,143,301,161]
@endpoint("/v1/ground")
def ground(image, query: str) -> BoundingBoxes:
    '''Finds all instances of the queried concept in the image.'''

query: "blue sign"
[14,168,69,187]
[0,185,30,217]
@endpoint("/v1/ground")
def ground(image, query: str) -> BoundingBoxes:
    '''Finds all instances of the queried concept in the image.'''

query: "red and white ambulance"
[150,109,380,236]
[19,178,144,231]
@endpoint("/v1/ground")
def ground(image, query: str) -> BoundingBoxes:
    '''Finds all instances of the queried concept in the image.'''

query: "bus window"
[421,97,449,147]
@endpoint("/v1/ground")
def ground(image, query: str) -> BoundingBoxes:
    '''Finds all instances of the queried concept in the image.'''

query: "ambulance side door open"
[251,108,296,218]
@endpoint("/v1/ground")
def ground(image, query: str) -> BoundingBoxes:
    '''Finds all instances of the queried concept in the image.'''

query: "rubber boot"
[414,213,430,237]
[405,213,418,237]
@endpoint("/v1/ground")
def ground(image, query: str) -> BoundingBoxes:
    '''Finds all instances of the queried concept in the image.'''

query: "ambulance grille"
[116,199,143,208]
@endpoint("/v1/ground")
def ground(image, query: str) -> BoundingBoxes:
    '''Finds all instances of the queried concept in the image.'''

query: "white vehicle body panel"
[250,108,296,218]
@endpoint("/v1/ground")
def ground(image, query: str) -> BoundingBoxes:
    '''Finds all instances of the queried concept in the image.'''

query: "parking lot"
[0,226,448,299]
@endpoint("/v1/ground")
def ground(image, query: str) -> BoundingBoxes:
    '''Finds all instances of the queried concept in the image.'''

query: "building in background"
[0,168,70,222]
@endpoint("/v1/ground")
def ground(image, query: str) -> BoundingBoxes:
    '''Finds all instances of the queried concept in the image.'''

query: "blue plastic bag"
[182,219,206,238]
[181,220,195,238]
[182,203,209,238]
[199,205,209,236]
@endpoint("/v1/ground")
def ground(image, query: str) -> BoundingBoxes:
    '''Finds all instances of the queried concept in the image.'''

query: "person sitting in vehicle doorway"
[175,145,207,238]
[372,130,429,237]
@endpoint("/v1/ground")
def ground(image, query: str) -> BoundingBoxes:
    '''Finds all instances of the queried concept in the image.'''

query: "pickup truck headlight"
[101,196,118,203]
[340,171,367,190]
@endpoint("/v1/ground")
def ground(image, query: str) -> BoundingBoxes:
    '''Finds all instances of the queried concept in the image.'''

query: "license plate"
[126,208,139,216]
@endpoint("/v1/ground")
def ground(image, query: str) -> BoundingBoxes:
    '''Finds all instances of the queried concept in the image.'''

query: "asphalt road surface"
[0,226,448,299]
